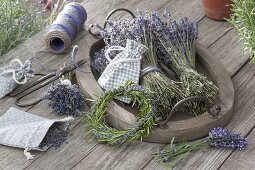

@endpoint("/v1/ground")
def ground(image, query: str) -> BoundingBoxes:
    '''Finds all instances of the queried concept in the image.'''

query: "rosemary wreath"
[86,81,157,145]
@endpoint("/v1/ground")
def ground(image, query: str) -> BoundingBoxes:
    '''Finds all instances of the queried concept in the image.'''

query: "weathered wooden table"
[1,0,255,169]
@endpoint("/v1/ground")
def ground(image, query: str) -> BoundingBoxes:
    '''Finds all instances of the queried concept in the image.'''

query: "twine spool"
[45,2,87,53]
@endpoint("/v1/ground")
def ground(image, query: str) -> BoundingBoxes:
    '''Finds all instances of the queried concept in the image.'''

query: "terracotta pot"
[203,0,232,20]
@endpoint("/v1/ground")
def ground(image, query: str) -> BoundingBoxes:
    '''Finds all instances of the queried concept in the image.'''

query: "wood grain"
[0,0,254,169]
[208,29,250,76]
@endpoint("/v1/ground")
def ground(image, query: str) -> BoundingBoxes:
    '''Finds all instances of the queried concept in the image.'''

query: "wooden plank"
[72,142,163,170]
[0,0,250,170]
[208,29,250,76]
[0,4,92,169]
[198,17,232,47]
[24,123,97,170]
[0,51,76,168]
[67,0,251,170]
[4,0,172,169]
[61,0,221,169]
[219,127,255,170]
[0,50,85,170]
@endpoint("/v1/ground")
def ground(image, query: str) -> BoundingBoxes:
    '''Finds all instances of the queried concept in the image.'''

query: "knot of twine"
[103,44,143,75]
[1,59,34,84]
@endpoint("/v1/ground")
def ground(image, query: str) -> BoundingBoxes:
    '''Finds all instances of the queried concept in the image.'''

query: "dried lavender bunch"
[153,11,218,115]
[43,83,85,116]
[156,127,248,167]
[96,11,184,118]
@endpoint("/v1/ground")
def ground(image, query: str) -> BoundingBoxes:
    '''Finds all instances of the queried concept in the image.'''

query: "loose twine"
[44,2,87,53]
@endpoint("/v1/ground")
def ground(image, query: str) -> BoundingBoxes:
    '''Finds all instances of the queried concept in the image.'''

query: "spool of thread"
[45,2,87,53]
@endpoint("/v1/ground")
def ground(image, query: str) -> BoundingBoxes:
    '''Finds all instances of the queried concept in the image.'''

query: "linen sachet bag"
[98,39,147,103]
[0,59,34,98]
[0,107,74,160]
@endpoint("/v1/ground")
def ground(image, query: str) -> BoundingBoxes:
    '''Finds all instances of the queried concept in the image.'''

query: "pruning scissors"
[10,59,86,107]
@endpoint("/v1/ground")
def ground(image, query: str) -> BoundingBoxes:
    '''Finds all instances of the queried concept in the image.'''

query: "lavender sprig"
[207,127,248,150]
[156,127,248,167]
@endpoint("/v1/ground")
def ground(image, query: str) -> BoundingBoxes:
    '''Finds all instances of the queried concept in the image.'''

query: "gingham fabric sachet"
[0,59,34,99]
[98,39,147,103]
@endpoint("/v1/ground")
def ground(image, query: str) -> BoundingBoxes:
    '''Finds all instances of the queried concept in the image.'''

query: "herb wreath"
[86,81,157,145]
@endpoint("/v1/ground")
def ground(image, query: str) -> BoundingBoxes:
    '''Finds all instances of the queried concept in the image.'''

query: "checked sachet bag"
[0,59,34,99]
[98,39,147,103]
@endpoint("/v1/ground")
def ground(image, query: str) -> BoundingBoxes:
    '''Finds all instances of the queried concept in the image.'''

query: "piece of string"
[32,50,58,72]
[59,116,75,122]
[103,46,141,74]
[33,45,88,74]
[140,66,163,78]
[105,46,125,62]
[71,44,91,73]
[2,59,34,84]
[24,147,35,160]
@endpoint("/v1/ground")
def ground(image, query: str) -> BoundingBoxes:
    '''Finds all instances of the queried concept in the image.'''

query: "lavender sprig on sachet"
[155,11,218,115]
[96,11,184,119]
[156,127,248,167]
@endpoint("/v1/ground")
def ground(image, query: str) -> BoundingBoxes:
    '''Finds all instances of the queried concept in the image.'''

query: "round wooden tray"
[76,37,234,143]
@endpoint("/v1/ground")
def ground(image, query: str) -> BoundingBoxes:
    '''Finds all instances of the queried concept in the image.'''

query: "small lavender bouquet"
[42,47,85,116]
[156,127,248,167]
[42,79,85,116]
[95,11,184,118]
[153,12,218,115]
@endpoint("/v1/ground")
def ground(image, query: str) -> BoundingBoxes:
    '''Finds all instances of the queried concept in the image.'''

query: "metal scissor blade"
[9,73,55,97]
[58,59,87,76]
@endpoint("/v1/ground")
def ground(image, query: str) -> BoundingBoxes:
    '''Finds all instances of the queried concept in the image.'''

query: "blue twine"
[45,2,87,53]
[60,13,80,31]
[67,4,87,20]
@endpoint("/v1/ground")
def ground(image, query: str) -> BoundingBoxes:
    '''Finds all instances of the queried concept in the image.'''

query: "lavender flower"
[156,127,247,167]
[208,127,248,150]
[43,83,85,116]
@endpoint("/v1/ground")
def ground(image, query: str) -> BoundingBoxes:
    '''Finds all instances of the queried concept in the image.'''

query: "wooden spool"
[76,35,234,143]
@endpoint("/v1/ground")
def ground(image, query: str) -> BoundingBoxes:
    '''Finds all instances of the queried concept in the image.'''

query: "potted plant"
[203,0,232,20]
[228,0,255,63]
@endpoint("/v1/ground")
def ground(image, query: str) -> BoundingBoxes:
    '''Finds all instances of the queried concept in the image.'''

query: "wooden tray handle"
[156,96,221,129]
[88,8,136,37]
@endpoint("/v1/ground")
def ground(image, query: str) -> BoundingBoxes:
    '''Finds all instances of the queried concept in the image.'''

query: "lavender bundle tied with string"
[45,2,87,53]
